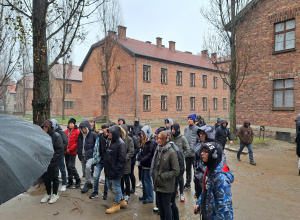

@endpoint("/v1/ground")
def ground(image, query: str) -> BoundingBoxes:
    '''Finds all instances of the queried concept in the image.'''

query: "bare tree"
[1,0,104,125]
[95,0,123,122]
[201,0,252,138]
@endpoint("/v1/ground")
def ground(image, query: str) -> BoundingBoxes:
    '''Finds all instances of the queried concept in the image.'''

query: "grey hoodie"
[165,118,174,131]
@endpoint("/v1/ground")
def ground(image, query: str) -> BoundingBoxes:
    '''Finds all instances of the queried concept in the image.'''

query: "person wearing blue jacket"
[194,142,234,220]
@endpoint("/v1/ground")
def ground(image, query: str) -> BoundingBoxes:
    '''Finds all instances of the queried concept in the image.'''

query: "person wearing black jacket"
[51,119,68,192]
[215,120,232,164]
[133,117,143,136]
[77,121,97,194]
[104,125,127,214]
[41,120,64,204]
[128,125,140,194]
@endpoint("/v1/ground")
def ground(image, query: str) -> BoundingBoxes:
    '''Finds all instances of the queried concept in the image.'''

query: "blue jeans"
[141,168,154,202]
[93,163,108,193]
[106,178,123,204]
[59,157,67,185]
[237,143,254,162]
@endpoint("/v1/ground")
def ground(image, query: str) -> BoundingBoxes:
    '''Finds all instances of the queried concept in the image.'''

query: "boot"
[89,182,93,189]
[106,202,120,214]
[75,178,81,189]
[102,191,108,200]
[81,182,90,193]
[120,198,127,207]
[66,178,73,188]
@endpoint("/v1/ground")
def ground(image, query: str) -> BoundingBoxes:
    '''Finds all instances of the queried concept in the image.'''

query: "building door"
[101,95,107,115]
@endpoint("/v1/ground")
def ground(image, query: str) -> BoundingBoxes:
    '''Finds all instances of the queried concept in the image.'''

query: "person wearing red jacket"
[65,118,81,188]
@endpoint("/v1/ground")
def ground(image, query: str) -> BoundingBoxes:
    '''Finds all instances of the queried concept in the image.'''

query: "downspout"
[132,53,138,117]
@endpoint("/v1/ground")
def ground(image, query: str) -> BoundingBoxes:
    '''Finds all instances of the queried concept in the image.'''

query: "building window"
[143,95,151,111]
[275,19,295,52]
[276,132,291,142]
[64,101,74,109]
[143,65,151,82]
[176,96,182,110]
[223,98,227,110]
[213,98,218,110]
[223,79,227,90]
[14,95,16,101]
[213,76,217,89]
[202,97,207,110]
[102,70,107,85]
[66,84,72,94]
[190,97,195,110]
[161,68,167,84]
[176,71,182,85]
[161,96,167,110]
[274,79,294,108]
[102,46,105,54]
[202,75,207,88]
[190,73,195,86]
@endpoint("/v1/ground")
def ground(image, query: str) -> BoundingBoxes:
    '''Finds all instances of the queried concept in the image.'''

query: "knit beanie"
[68,118,76,124]
[188,114,196,123]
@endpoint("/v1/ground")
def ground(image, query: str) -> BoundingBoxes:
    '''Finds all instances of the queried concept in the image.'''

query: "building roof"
[79,35,218,72]
[51,63,82,81]
[16,75,34,91]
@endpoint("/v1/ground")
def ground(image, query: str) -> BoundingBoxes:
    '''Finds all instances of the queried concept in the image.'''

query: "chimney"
[185,51,192,54]
[145,41,151,44]
[156,37,162,47]
[68,61,73,69]
[118,25,127,38]
[108,30,116,36]
[169,41,176,51]
[211,53,217,62]
[201,50,209,58]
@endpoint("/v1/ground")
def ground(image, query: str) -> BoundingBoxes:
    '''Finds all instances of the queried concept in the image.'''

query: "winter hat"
[41,120,53,133]
[68,118,76,124]
[188,114,196,123]
[217,118,222,124]
[155,127,166,135]
[202,142,222,171]
[51,119,59,130]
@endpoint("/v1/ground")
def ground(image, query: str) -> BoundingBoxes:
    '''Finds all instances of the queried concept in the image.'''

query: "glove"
[135,161,140,166]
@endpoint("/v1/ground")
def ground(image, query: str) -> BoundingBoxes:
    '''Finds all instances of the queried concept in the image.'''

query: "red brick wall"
[236,0,300,129]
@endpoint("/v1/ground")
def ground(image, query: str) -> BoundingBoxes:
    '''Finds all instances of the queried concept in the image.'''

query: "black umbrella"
[0,115,54,205]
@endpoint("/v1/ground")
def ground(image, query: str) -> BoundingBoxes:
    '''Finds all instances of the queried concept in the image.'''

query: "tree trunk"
[229,88,237,139]
[62,61,66,120]
[105,95,109,123]
[32,0,50,125]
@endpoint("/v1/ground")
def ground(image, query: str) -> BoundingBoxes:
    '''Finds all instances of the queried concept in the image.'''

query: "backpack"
[169,142,185,176]
[218,126,229,131]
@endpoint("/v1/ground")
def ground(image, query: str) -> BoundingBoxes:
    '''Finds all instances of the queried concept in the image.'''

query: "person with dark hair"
[215,120,233,164]
[64,118,81,189]
[89,119,99,134]
[118,118,126,125]
[165,118,173,132]
[133,117,143,136]
[151,131,179,220]
[194,142,234,220]
[214,118,222,130]
[40,120,64,204]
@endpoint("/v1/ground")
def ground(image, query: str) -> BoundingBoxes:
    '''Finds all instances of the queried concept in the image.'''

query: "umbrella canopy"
[0,115,54,205]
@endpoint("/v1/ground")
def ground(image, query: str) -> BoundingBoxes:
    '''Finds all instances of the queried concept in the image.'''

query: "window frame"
[223,79,227,90]
[143,65,151,82]
[161,68,167,84]
[190,97,195,110]
[66,84,72,94]
[161,95,167,111]
[190,73,195,87]
[213,76,218,89]
[202,75,207,88]
[223,98,227,110]
[176,96,182,110]
[101,70,107,85]
[274,19,296,53]
[176,71,182,86]
[202,97,207,111]
[143,95,151,111]
[64,101,74,109]
[213,98,218,110]
[273,78,294,110]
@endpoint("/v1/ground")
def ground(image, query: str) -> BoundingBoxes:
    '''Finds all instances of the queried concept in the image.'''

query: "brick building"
[79,26,230,123]
[15,62,82,117]
[5,81,16,114]
[235,0,300,140]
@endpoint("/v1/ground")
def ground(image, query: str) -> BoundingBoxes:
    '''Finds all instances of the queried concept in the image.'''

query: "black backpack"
[169,142,185,176]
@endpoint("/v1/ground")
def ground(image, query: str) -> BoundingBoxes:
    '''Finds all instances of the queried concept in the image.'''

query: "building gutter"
[132,53,138,117]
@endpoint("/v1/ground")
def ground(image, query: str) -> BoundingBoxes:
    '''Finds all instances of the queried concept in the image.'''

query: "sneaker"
[66,179,73,188]
[136,181,142,187]
[153,206,159,212]
[125,195,130,204]
[250,161,256,166]
[60,185,66,192]
[237,157,241,161]
[49,194,59,204]
[99,177,105,184]
[120,198,127,208]
[106,202,120,214]
[183,185,191,191]
[89,191,98,199]
[180,194,185,202]
[81,182,91,194]
[102,191,108,200]
[138,196,144,201]
[74,178,81,189]
[194,193,197,198]
[142,200,153,204]
[41,194,51,203]
[176,191,179,197]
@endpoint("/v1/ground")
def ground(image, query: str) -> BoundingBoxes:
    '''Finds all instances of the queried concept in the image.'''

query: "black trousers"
[121,174,131,196]
[130,162,136,190]
[43,165,59,195]
[171,179,179,220]
[157,191,172,220]
[185,157,194,186]
[138,165,142,181]
[194,178,202,200]
[65,154,79,180]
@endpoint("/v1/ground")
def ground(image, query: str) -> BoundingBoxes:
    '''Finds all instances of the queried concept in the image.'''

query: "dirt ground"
[1,134,300,219]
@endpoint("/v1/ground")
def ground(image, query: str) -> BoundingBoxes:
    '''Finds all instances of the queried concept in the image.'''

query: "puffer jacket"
[238,120,253,144]
[65,127,80,155]
[139,138,157,168]
[151,143,180,193]
[48,129,64,168]
[77,121,97,161]
[51,119,68,148]
[133,121,143,136]
[172,134,190,158]
[104,125,126,179]
[215,120,232,147]
[184,124,199,157]
[120,124,134,174]
[129,132,140,164]
[196,162,234,220]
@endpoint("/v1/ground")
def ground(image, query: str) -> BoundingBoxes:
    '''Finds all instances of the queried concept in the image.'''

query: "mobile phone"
[194,206,200,214]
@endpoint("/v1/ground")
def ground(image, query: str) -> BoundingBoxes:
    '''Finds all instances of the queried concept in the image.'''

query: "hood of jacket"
[51,119,59,130]
[41,120,53,133]
[243,120,251,127]
[79,120,92,130]
[107,125,121,142]
[142,125,152,140]
[196,114,202,122]
[197,125,215,142]
[118,118,126,125]
[171,123,180,137]
[220,120,228,128]
[165,118,173,127]
[214,162,234,184]
[202,142,223,175]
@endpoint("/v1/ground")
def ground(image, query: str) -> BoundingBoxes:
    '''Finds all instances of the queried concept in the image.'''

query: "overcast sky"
[72,0,210,67]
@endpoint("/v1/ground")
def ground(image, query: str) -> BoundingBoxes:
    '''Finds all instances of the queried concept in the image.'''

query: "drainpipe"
[132,53,138,117]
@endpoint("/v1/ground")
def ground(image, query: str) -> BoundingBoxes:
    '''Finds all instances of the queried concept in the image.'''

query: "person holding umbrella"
[41,120,64,204]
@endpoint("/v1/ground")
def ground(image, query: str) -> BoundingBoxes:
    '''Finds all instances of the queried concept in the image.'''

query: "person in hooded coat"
[41,120,64,204]
[120,124,135,204]
[77,120,97,194]
[133,117,143,136]
[214,118,222,130]
[194,142,234,220]
[104,125,127,214]
[64,118,81,189]
[295,114,300,136]
[51,119,68,191]
[118,118,126,125]
[215,120,233,165]
[165,118,173,132]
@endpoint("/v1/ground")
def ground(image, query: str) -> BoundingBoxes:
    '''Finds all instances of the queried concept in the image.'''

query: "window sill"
[143,81,151,83]
[202,109,207,111]
[161,83,168,85]
[202,86,207,88]
[143,109,151,112]
[65,107,74,109]
[176,109,182,111]
[272,48,296,55]
[272,107,295,111]
[176,84,182,86]
[161,109,168,111]
[190,85,195,87]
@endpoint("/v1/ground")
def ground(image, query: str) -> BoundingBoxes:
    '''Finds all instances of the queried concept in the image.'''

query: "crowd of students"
[39,113,258,219]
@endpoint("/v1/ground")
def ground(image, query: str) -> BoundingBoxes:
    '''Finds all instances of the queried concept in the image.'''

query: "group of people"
[40,114,256,219]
